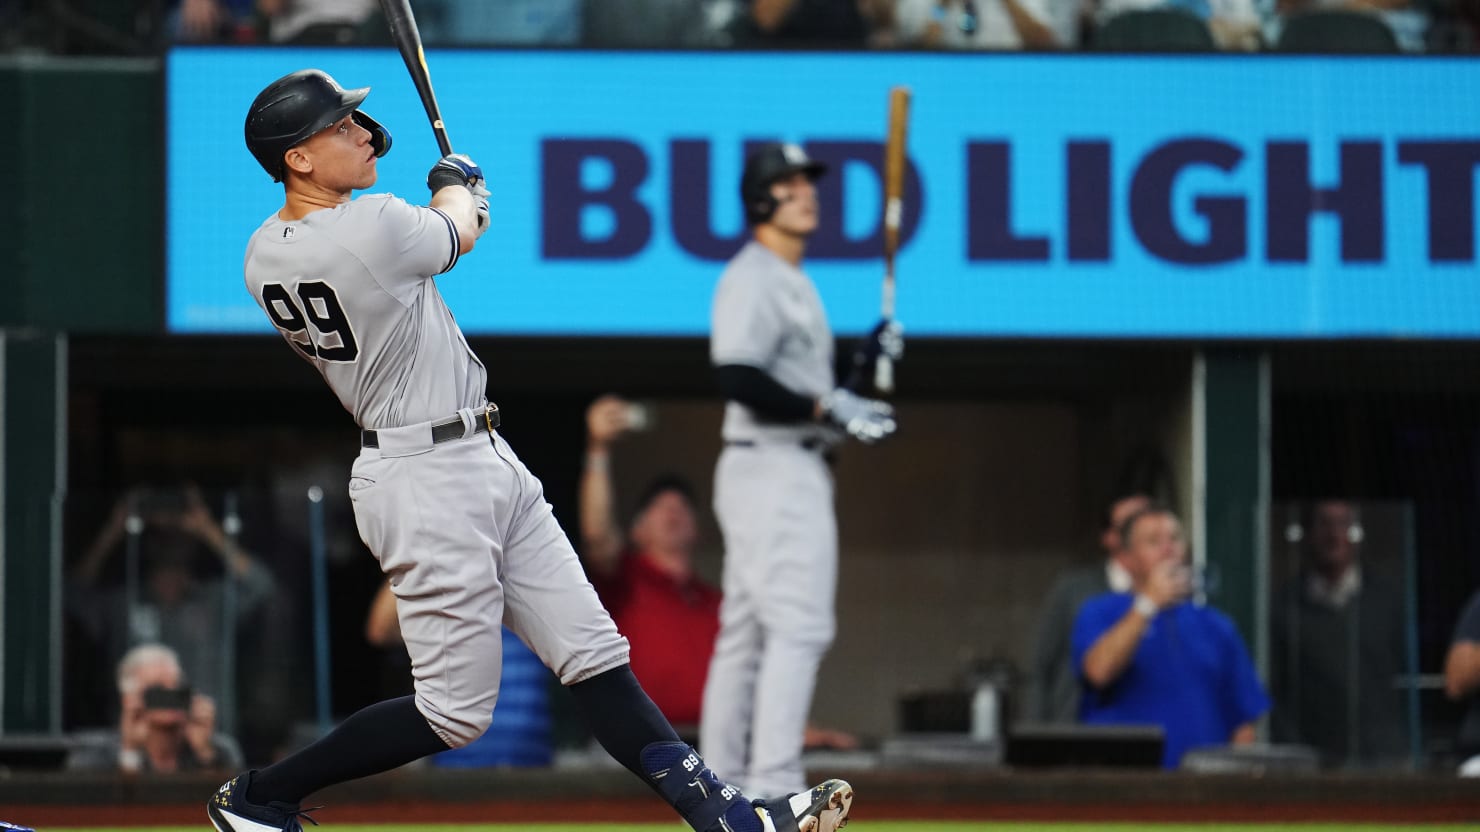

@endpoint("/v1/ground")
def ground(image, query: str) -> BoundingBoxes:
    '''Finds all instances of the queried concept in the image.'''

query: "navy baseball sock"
[570,666,761,832]
[246,695,450,806]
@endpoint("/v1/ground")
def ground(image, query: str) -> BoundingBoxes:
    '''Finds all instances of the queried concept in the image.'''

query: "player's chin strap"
[641,741,751,832]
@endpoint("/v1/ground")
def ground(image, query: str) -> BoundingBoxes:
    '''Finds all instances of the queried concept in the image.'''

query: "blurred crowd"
[2,0,1478,54]
[57,443,1480,777]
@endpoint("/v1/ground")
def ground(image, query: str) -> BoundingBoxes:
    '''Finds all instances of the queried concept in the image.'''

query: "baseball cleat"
[208,772,320,832]
[755,778,854,832]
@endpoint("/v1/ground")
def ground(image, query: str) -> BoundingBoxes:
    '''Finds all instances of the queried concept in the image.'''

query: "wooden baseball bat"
[378,0,454,156]
[875,86,911,394]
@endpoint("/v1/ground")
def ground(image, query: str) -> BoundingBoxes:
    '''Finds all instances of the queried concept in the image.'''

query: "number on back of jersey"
[262,281,359,362]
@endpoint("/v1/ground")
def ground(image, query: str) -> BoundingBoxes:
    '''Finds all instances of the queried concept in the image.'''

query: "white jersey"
[243,194,486,429]
[710,240,838,445]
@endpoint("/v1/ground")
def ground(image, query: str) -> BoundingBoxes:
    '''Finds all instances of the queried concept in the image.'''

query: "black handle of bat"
[379,0,453,155]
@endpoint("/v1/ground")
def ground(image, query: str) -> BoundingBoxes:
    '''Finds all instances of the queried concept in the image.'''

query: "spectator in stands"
[1266,0,1428,51]
[418,0,581,45]
[580,395,721,732]
[1025,493,1150,724]
[1269,500,1409,769]
[580,395,859,749]
[68,643,241,773]
[68,484,275,732]
[257,0,378,44]
[582,0,717,47]
[169,0,256,42]
[893,0,1081,48]
[1074,505,1269,768]
[1444,587,1480,774]
[728,0,897,47]
[1090,0,1263,49]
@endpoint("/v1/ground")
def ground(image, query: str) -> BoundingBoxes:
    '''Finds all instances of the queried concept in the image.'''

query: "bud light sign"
[168,48,1480,338]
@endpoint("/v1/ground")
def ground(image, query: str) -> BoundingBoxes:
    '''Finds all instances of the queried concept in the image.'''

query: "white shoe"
[755,779,854,832]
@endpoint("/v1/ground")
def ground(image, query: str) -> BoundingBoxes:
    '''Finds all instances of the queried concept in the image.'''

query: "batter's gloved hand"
[821,388,896,444]
[470,181,491,236]
[851,318,904,368]
[427,153,484,193]
[845,318,903,394]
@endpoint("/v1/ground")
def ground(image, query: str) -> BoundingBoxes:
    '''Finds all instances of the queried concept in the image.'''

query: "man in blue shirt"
[1073,505,1269,768]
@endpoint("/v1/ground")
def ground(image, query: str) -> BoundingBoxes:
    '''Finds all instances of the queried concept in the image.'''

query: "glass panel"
[1266,499,1418,771]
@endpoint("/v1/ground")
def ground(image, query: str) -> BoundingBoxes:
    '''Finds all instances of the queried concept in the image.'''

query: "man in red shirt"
[580,397,861,755]
[580,396,721,730]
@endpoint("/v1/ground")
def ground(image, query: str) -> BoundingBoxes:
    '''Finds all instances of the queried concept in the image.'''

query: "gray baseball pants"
[349,407,631,747]
[700,442,837,796]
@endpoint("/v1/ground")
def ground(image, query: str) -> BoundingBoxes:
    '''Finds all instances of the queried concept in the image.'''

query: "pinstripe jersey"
[243,193,486,429]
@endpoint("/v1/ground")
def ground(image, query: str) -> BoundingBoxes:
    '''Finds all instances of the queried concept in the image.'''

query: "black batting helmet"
[244,69,392,182]
[741,142,827,225]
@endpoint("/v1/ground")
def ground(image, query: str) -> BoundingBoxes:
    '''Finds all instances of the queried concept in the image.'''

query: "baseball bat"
[875,86,911,394]
[378,0,454,156]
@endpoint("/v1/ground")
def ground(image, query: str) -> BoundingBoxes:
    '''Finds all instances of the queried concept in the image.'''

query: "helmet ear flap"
[747,194,777,225]
[352,110,392,158]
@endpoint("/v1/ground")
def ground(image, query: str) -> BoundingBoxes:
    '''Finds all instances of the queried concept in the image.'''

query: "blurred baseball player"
[701,143,900,796]
[209,69,853,832]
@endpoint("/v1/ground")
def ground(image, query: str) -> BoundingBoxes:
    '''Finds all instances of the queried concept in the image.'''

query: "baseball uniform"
[245,193,632,745]
[701,240,841,797]
[214,71,854,832]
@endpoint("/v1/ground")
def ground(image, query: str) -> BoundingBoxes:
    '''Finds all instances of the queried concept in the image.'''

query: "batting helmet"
[245,69,392,182]
[741,142,827,225]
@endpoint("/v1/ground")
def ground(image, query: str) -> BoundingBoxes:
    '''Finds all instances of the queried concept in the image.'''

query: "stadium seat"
[1274,10,1400,53]
[1092,9,1217,51]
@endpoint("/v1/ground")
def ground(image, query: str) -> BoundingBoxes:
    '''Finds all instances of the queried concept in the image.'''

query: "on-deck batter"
[207,68,854,832]
[701,143,901,796]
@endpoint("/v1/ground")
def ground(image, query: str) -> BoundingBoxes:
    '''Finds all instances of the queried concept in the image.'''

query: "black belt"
[362,404,500,449]
[725,438,829,452]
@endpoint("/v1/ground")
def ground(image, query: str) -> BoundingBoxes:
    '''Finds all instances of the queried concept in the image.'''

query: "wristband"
[1133,594,1158,619]
[118,747,143,772]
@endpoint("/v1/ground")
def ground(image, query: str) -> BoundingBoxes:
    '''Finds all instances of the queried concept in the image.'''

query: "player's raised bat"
[875,86,911,395]
[378,0,453,156]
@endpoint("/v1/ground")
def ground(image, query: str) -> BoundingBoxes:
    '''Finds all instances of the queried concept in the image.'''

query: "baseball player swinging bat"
[875,86,911,394]
[379,0,454,156]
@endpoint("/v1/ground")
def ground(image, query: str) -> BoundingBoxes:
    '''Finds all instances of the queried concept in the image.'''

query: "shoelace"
[283,806,323,831]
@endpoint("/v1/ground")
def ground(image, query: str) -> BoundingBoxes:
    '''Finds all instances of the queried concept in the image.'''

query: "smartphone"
[142,685,192,712]
[625,402,656,432]
[138,488,188,517]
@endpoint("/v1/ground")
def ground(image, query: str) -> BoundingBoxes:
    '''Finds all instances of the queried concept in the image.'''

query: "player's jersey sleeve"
[346,195,461,294]
[711,266,782,368]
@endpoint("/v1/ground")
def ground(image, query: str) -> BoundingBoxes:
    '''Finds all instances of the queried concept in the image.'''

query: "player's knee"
[417,695,495,749]
[551,636,630,686]
[779,619,835,653]
[435,708,493,749]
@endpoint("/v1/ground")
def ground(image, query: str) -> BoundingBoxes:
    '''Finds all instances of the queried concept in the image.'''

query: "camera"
[142,685,192,712]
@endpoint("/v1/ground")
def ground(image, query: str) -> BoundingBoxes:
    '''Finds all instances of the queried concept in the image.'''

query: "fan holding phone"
[67,643,241,774]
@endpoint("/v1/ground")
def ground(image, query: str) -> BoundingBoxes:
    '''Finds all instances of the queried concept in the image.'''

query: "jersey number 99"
[262,281,359,362]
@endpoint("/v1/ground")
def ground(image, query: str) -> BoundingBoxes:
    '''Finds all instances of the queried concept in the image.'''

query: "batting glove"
[821,388,897,444]
[470,181,491,237]
[427,153,484,193]
[875,318,904,362]
[853,318,904,366]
